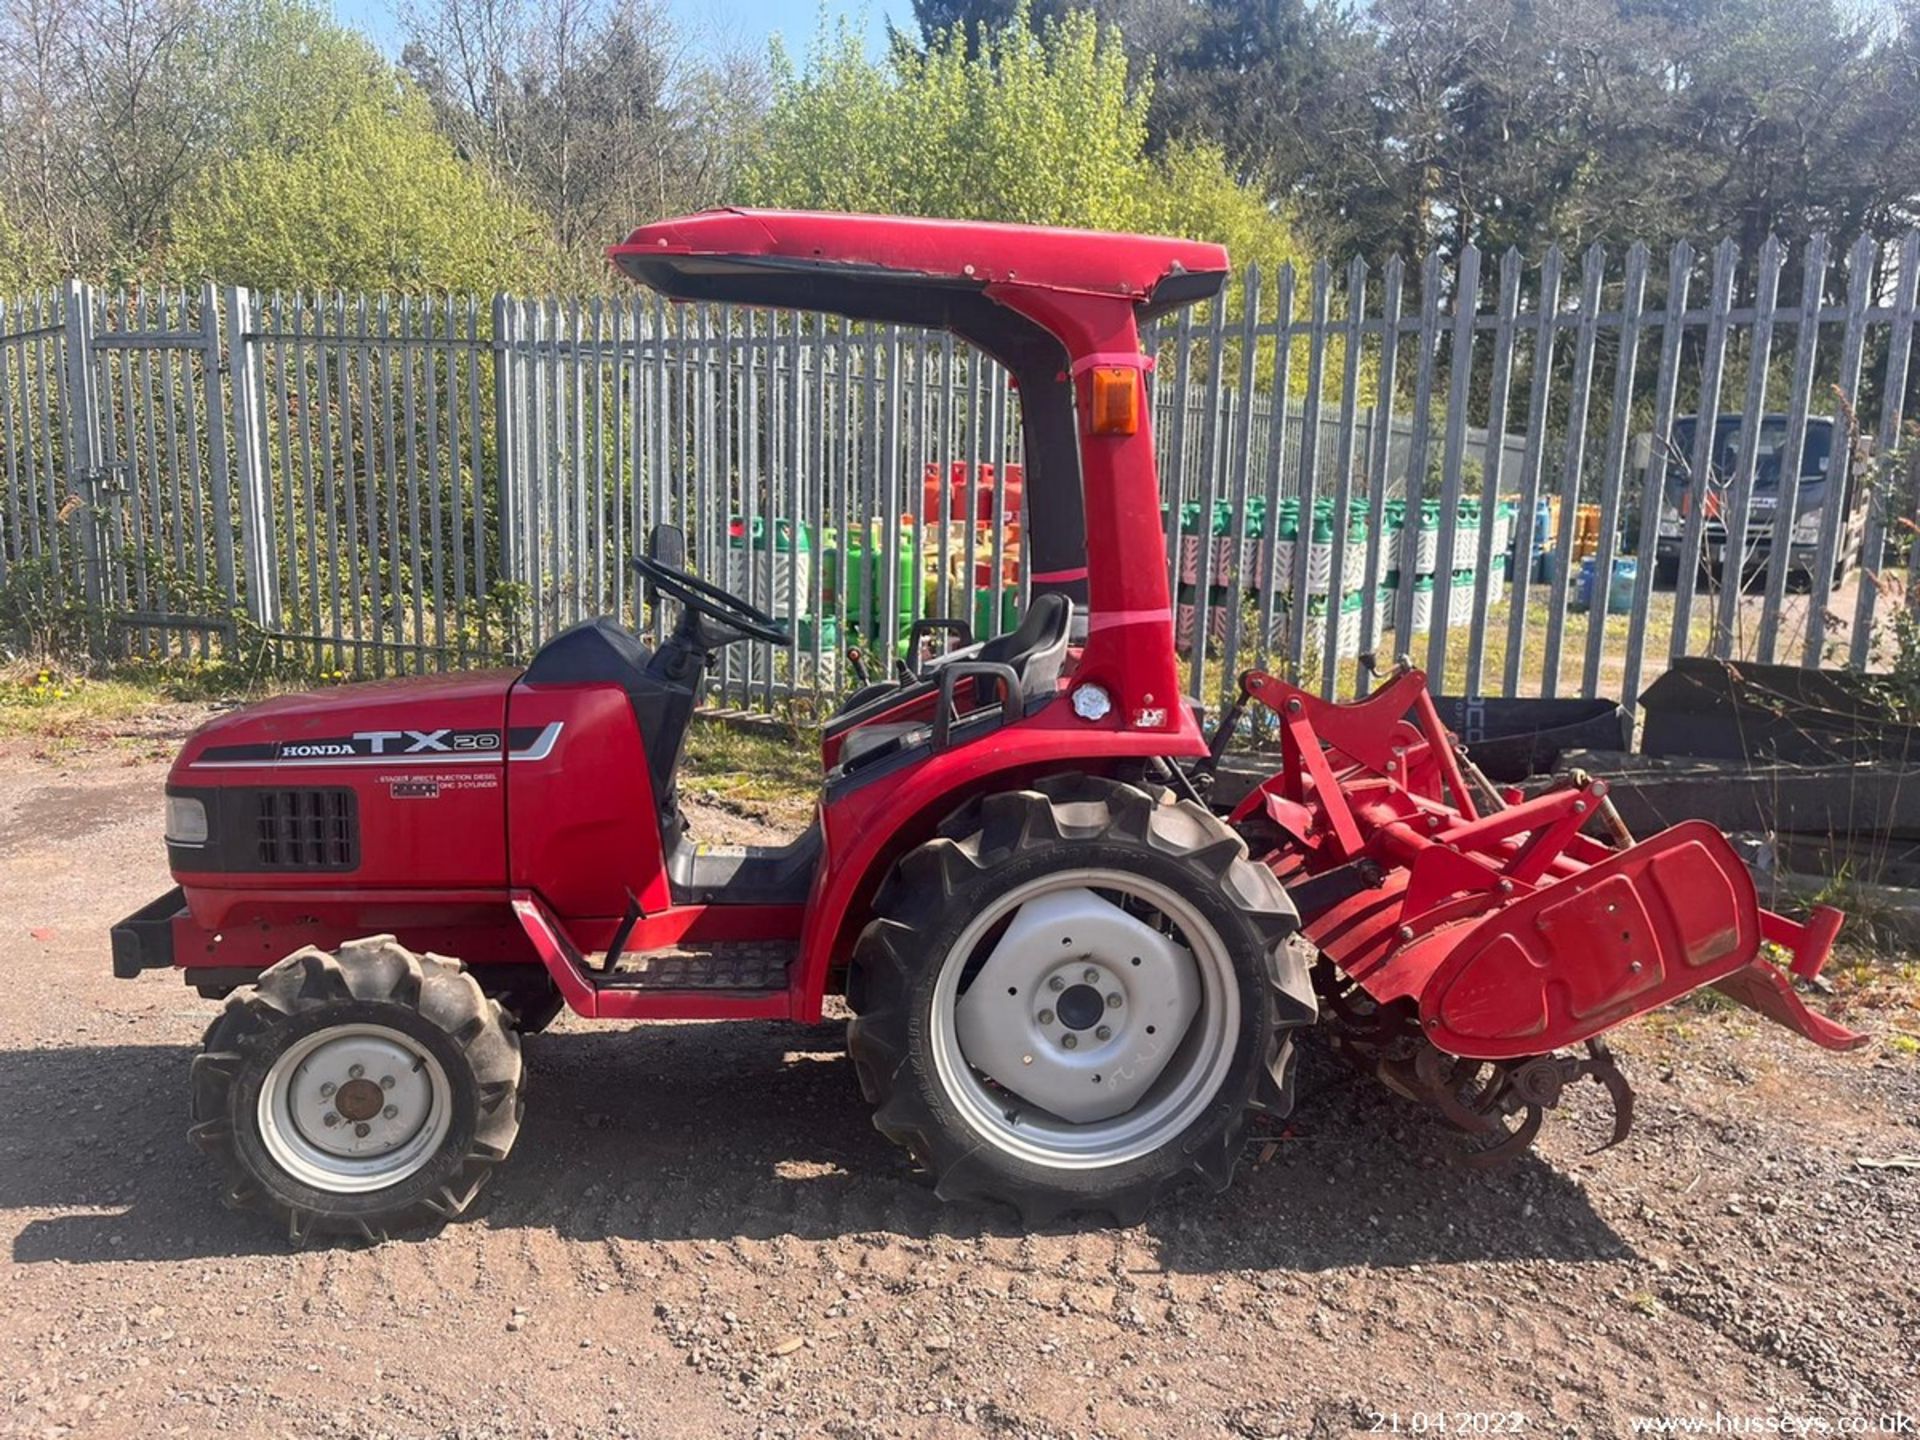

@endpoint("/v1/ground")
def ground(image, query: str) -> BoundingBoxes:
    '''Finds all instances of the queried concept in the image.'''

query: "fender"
[788,696,1209,1021]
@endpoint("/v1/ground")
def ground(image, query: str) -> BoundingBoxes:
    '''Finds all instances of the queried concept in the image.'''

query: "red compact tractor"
[112,211,1867,1241]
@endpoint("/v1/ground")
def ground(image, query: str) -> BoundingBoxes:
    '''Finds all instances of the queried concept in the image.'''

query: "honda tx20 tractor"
[111,210,1868,1242]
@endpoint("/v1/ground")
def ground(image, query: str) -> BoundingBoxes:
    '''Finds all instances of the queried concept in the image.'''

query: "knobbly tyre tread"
[189,935,525,1244]
[846,773,1314,1226]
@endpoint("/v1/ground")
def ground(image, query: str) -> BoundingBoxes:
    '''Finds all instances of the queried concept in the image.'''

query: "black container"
[1430,695,1632,781]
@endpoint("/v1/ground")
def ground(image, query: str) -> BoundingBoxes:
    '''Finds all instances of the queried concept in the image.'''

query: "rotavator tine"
[1451,1103,1544,1169]
[1583,1040,1636,1153]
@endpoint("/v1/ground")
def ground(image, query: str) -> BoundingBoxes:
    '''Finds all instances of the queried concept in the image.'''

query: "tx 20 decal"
[193,723,563,767]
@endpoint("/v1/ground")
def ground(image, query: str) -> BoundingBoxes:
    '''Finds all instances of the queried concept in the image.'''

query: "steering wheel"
[630,553,789,646]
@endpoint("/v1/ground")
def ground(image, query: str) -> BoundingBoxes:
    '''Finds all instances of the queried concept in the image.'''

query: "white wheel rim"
[929,867,1241,1170]
[258,1023,453,1194]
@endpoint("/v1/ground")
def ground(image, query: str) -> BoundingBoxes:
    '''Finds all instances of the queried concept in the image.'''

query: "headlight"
[1793,506,1823,541]
[165,795,208,846]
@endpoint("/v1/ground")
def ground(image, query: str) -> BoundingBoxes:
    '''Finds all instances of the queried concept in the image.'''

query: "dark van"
[1652,414,1864,589]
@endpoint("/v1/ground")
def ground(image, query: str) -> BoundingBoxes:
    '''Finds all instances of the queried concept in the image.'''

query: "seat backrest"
[973,592,1071,704]
[823,595,1075,762]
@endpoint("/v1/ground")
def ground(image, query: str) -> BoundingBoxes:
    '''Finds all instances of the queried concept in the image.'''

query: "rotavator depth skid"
[110,210,1868,1240]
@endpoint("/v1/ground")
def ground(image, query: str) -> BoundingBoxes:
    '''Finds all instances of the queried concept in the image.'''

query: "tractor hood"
[172,670,524,777]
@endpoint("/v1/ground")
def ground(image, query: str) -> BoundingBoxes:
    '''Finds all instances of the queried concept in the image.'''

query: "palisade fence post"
[492,295,519,602]
[1539,245,1606,699]
[223,286,278,629]
[1353,258,1400,693]
[1395,253,1445,645]
[1220,265,1262,697]
[1425,243,1482,683]
[1284,262,1330,688]
[1322,255,1366,698]
[1756,233,1830,664]
[197,282,238,611]
[1801,236,1877,668]
[1501,246,1566,697]
[59,279,106,619]
[1581,241,1650,698]
[1713,233,1783,658]
[1669,240,1737,664]
[1620,242,1695,708]
[1461,249,1524,699]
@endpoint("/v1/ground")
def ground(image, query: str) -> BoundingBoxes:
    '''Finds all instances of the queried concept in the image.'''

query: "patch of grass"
[0,650,317,738]
[114,654,317,702]
[681,716,821,816]
[1823,946,1920,1032]
[1638,1010,1697,1042]
[1672,982,1742,1016]
[1178,559,1885,722]
[1804,869,1920,960]
[0,663,164,737]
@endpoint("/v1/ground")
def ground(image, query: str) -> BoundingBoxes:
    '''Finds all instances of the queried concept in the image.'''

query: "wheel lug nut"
[348,1064,365,1079]
[1037,1009,1055,1025]
[354,1122,371,1138]
[380,1075,395,1090]
[1106,992,1123,1009]
[322,1112,339,1127]
[1082,967,1099,984]
[319,1082,336,1097]
[1047,976,1064,993]
[382,1105,398,1119]
[1096,1025,1112,1041]
[1060,1034,1078,1049]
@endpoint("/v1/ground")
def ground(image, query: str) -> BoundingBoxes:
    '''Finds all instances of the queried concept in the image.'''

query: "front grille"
[253,788,357,870]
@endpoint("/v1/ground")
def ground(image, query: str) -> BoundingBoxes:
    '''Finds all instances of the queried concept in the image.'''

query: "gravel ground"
[2,717,1917,1440]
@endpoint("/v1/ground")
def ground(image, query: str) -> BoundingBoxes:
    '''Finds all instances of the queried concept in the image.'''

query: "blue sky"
[331,0,909,61]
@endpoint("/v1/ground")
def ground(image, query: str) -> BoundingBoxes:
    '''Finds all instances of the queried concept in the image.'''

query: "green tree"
[742,3,1307,266]
[399,0,763,269]
[0,0,410,283]
[1140,140,1309,286]
[743,7,1151,230]
[170,87,557,293]
[742,8,1333,394]
[1128,0,1920,268]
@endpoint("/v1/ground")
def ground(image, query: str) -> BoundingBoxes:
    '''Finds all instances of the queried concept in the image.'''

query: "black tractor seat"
[831,594,1073,765]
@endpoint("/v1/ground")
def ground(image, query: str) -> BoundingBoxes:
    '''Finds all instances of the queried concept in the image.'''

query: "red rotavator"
[109,209,1864,1242]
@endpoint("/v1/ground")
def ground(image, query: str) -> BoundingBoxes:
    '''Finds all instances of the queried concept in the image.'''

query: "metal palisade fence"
[0,230,1914,718]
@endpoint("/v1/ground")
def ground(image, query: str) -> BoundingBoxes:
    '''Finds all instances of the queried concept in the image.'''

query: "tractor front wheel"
[847,775,1313,1224]
[189,936,525,1243]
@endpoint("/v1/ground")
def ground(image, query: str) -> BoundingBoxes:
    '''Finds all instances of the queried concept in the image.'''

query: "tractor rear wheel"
[189,936,525,1243]
[846,774,1312,1224]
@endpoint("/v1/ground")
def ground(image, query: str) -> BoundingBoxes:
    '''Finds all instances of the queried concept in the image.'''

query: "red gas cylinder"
[921,462,1024,523]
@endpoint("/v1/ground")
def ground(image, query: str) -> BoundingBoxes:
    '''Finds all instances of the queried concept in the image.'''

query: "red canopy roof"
[609,208,1229,303]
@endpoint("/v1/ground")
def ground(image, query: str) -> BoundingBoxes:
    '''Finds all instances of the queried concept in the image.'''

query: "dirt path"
[1,732,1916,1440]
